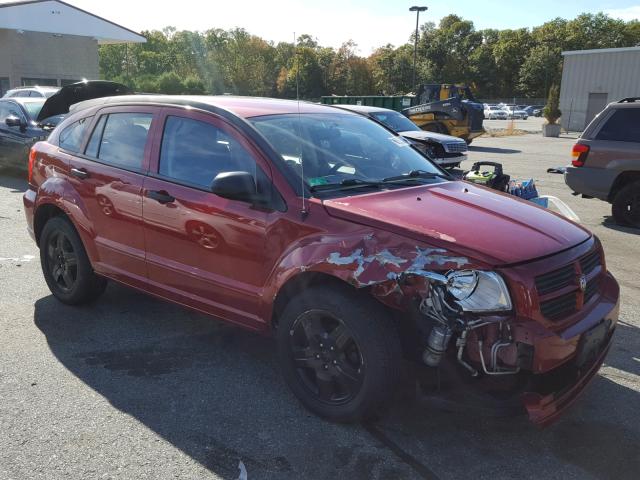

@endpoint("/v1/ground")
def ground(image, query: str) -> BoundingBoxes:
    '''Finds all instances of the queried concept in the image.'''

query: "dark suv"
[25,95,619,426]
[564,97,640,227]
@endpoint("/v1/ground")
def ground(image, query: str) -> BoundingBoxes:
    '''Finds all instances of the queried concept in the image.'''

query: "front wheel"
[276,286,402,422]
[40,216,107,304]
[612,181,640,228]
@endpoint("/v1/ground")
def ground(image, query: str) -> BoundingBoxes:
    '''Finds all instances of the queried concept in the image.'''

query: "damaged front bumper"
[416,271,619,427]
[520,273,619,426]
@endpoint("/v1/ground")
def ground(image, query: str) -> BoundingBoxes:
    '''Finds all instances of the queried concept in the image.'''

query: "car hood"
[322,181,590,266]
[36,81,133,121]
[399,130,464,144]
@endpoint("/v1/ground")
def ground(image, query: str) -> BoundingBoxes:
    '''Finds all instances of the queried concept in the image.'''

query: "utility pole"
[409,6,428,92]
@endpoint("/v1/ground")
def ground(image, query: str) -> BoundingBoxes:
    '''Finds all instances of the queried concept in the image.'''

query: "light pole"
[409,6,427,92]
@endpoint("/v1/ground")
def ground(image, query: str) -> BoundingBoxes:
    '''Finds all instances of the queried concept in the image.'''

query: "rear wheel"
[40,216,107,304]
[276,286,402,422]
[612,181,640,228]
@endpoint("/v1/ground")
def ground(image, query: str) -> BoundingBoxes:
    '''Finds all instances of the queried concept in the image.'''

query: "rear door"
[142,108,273,329]
[66,107,158,287]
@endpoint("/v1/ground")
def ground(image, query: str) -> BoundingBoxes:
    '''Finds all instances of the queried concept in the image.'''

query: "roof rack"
[618,97,640,103]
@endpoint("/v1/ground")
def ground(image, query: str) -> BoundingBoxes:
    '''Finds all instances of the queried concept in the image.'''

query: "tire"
[40,216,107,304]
[276,285,402,423]
[612,180,640,228]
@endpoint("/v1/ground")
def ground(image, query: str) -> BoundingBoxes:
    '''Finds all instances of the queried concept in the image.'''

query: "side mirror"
[210,171,257,203]
[5,116,24,129]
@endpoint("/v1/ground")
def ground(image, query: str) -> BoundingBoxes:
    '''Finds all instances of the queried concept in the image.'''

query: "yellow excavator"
[402,84,485,145]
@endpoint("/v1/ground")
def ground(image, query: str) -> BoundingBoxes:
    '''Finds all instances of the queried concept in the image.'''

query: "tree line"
[99,13,640,100]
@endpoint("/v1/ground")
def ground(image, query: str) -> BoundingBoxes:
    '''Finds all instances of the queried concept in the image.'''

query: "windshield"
[250,113,444,190]
[21,100,45,120]
[369,111,420,133]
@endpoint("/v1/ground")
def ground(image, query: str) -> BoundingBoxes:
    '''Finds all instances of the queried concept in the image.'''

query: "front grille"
[580,249,601,275]
[535,264,575,295]
[584,277,600,303]
[535,248,603,322]
[540,291,577,320]
[443,142,468,154]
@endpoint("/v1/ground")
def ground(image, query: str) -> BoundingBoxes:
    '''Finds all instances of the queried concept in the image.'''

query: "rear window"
[84,113,153,170]
[58,117,90,153]
[595,109,640,143]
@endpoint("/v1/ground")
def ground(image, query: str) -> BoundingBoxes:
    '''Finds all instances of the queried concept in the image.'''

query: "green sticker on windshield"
[308,177,329,186]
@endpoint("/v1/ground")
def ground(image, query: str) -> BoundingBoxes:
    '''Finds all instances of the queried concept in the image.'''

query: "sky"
[4,0,640,53]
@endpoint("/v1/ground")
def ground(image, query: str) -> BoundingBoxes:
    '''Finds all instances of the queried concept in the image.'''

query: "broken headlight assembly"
[418,270,517,375]
[446,270,512,312]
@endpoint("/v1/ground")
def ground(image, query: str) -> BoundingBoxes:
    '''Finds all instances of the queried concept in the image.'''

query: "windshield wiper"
[309,178,383,192]
[382,169,449,183]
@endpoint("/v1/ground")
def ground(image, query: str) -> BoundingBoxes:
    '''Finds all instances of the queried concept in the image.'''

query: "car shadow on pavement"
[32,285,418,480]
[467,146,521,154]
[601,216,640,236]
[33,283,640,479]
[0,172,27,193]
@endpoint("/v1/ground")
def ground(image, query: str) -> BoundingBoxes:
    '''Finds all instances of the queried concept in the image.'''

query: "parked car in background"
[564,97,640,228]
[0,97,49,170]
[523,105,543,117]
[25,94,619,426]
[332,104,468,169]
[3,86,60,98]
[504,105,529,119]
[0,81,132,170]
[484,105,508,120]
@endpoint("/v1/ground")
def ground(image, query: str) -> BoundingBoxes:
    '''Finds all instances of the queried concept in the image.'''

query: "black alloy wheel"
[276,285,402,422]
[39,216,107,304]
[44,229,78,293]
[289,310,365,406]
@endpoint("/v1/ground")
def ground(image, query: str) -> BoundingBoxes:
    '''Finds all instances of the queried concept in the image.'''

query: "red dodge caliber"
[23,95,619,426]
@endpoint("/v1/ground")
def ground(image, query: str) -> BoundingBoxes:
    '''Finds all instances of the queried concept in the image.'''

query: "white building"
[559,46,640,131]
[0,0,145,95]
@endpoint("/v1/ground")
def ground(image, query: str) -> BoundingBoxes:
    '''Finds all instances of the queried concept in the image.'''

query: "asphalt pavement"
[1,134,638,479]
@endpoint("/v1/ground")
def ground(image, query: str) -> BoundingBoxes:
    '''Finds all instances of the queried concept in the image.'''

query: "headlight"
[445,270,512,312]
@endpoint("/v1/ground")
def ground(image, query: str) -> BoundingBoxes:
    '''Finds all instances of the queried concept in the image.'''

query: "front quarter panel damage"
[269,229,476,311]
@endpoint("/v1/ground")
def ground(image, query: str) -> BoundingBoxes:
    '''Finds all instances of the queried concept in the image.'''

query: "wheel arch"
[33,203,69,247]
[270,271,358,331]
[608,171,640,202]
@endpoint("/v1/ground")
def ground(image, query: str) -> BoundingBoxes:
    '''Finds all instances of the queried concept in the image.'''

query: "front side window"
[85,113,153,170]
[250,113,443,190]
[159,115,258,189]
[369,111,420,133]
[59,117,90,153]
[596,109,640,143]
[22,100,45,121]
[0,102,24,123]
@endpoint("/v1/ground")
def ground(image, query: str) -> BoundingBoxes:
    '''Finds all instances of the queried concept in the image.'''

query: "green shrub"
[184,75,206,94]
[157,72,185,94]
[543,84,562,124]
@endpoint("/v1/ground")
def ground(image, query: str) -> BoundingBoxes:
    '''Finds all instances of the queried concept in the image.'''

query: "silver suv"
[564,97,640,227]
[3,86,60,98]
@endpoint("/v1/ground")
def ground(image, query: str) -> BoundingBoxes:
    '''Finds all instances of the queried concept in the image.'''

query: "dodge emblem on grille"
[579,274,587,292]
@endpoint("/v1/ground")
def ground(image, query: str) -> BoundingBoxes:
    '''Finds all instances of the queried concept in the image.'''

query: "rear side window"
[159,115,258,189]
[595,109,640,142]
[85,113,153,170]
[59,117,89,153]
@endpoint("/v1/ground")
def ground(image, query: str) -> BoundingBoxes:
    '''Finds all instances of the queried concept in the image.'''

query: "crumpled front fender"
[261,228,481,322]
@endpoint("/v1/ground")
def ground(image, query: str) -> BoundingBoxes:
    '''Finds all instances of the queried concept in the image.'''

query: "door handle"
[146,190,175,204]
[70,167,89,179]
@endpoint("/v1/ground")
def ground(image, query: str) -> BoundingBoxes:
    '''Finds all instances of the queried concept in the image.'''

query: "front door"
[66,107,157,286]
[143,108,272,329]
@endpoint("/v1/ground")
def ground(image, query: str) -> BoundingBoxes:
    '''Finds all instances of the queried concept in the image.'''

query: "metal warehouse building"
[559,46,640,132]
[0,0,145,96]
